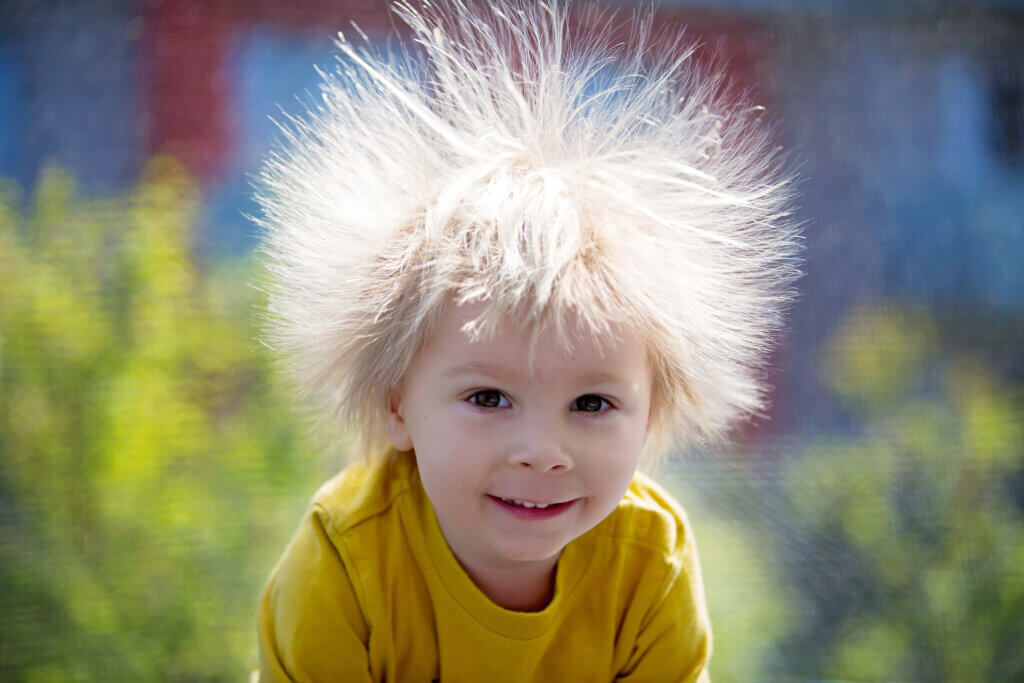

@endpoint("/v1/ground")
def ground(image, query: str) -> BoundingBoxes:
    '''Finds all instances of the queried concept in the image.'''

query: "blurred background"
[1,0,1022,680]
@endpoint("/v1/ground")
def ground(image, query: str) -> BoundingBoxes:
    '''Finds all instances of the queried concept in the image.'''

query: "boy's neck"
[459,553,560,612]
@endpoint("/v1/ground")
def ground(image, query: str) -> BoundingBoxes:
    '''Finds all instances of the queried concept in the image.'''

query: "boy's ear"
[384,390,414,452]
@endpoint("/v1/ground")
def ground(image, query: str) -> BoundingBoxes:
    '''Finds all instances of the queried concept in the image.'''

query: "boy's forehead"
[422,298,646,378]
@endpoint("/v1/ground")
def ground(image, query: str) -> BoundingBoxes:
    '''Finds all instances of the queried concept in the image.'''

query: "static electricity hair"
[253,0,802,461]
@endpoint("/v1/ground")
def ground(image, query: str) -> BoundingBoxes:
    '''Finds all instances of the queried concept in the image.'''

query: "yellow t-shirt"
[258,450,711,681]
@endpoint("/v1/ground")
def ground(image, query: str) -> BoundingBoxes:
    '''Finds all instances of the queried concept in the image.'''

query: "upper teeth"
[501,497,550,509]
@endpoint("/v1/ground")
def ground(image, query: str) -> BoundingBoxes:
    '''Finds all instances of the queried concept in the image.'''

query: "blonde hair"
[253,0,802,462]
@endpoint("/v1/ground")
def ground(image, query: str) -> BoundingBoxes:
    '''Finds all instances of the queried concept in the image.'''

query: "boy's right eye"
[468,390,510,409]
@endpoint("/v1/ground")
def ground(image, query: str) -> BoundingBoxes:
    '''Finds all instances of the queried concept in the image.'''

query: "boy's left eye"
[572,395,611,413]
[468,390,510,409]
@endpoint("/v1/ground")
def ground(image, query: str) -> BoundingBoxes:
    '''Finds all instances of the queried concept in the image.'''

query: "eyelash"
[465,390,614,416]
[467,390,510,411]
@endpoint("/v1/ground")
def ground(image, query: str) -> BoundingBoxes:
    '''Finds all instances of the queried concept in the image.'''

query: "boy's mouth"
[497,497,556,509]
[487,495,577,519]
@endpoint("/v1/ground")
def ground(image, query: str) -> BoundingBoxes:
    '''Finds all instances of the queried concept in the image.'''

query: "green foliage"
[663,467,796,683]
[774,304,1024,680]
[0,161,333,681]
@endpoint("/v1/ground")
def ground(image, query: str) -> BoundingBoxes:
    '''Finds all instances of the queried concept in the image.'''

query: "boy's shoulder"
[589,471,696,560]
[308,450,415,537]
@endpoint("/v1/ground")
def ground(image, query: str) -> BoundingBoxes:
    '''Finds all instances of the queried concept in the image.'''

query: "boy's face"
[387,299,655,582]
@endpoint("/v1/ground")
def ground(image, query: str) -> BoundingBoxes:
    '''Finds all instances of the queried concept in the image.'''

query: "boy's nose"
[509,423,574,472]
[512,448,573,472]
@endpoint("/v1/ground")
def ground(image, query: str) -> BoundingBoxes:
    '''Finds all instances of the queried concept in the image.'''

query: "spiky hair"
[253,0,801,461]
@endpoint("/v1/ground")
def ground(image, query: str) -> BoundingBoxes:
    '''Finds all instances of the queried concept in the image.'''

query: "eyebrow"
[442,361,632,387]
[442,362,514,382]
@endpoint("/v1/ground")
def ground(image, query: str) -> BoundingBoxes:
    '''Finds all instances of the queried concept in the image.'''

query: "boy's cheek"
[572,420,648,450]
[414,421,492,463]
[437,411,513,442]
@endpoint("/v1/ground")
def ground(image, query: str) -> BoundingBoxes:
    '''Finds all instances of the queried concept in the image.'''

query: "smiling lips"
[488,494,578,519]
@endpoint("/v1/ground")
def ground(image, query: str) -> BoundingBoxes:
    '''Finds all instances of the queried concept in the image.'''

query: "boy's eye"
[469,390,509,409]
[572,395,610,413]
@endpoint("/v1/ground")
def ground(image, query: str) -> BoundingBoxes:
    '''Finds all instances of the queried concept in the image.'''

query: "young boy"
[253,0,800,680]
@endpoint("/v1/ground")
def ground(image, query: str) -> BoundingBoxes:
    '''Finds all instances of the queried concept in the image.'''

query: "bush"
[0,160,332,681]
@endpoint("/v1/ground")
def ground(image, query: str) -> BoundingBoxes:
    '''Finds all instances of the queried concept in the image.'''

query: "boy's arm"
[615,531,713,682]
[258,506,374,683]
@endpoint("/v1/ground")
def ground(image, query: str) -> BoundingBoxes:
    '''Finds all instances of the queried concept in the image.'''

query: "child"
[253,0,800,680]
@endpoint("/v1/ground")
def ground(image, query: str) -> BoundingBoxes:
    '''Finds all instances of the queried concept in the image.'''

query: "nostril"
[512,452,573,471]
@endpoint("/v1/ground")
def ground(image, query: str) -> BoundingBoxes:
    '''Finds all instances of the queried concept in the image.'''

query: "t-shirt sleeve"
[614,521,713,682]
[257,505,374,683]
